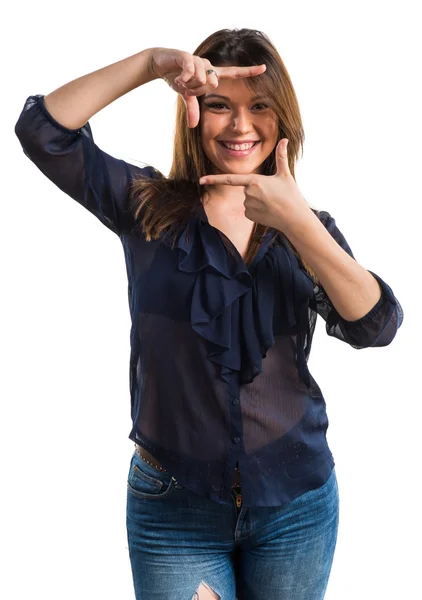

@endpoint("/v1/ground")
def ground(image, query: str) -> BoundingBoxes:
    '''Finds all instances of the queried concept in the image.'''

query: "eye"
[203,102,269,111]
[204,102,228,110]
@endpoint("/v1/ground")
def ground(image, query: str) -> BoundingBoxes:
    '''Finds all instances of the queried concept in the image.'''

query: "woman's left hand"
[199,139,311,232]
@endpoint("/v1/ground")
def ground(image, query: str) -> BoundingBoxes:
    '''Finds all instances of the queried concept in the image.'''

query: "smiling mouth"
[218,141,260,156]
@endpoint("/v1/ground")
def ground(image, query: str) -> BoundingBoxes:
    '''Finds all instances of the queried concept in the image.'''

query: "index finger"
[217,64,266,80]
[199,174,255,186]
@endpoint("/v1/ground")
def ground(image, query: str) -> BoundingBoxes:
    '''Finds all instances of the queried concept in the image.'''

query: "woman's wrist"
[146,47,163,81]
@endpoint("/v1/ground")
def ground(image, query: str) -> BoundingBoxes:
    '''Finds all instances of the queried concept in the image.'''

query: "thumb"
[181,94,200,128]
[275,138,290,176]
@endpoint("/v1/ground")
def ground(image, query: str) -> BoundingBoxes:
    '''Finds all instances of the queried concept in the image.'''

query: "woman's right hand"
[149,47,266,128]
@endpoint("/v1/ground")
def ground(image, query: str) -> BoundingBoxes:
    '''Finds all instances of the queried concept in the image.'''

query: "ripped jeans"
[126,448,339,600]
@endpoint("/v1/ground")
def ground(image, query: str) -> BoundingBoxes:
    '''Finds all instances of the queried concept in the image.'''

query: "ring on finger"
[206,69,219,79]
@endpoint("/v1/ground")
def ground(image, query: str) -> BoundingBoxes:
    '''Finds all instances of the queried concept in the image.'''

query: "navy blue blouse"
[15,94,404,507]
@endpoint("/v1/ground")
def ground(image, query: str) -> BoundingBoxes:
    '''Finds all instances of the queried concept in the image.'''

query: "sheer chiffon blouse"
[14,94,403,507]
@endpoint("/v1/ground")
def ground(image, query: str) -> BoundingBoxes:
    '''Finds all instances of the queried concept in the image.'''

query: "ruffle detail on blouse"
[174,216,315,385]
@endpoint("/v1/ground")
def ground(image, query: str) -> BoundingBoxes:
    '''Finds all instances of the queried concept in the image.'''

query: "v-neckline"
[198,202,275,272]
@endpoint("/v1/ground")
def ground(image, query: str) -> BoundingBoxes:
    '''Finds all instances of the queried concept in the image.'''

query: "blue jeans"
[126,449,339,599]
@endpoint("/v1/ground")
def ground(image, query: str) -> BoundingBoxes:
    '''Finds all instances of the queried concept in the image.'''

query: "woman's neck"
[202,186,246,211]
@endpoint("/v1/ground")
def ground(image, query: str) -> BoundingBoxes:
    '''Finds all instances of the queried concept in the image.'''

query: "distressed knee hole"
[193,581,221,599]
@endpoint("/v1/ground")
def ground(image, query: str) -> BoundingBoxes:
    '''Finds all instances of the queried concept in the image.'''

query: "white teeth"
[222,142,256,151]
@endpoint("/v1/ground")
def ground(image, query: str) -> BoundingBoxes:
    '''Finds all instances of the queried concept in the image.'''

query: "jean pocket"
[127,451,175,500]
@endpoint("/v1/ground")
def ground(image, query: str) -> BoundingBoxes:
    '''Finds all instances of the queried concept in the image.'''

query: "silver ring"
[206,69,218,78]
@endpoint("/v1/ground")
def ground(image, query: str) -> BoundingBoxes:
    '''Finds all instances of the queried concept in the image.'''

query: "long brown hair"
[130,28,320,282]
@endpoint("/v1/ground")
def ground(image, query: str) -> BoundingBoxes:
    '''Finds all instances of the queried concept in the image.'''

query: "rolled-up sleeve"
[14,94,153,236]
[313,211,404,348]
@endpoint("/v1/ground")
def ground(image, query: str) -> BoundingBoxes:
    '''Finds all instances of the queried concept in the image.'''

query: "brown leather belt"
[135,444,241,487]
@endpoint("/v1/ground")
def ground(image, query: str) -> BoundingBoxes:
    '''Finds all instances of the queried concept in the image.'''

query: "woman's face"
[200,78,279,176]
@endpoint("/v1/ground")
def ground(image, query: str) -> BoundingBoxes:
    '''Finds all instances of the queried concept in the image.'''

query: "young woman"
[15,28,403,600]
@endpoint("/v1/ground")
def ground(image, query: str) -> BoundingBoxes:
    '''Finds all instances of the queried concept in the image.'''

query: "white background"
[2,1,420,598]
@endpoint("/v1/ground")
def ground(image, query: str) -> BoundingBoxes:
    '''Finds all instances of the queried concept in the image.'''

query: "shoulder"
[125,163,164,183]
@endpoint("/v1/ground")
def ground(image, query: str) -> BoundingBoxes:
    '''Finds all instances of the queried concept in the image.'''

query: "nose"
[231,108,254,134]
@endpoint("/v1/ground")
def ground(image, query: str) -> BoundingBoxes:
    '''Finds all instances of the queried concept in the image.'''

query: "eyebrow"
[203,93,267,102]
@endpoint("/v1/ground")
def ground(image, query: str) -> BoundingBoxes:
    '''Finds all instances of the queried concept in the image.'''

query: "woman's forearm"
[43,48,159,130]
